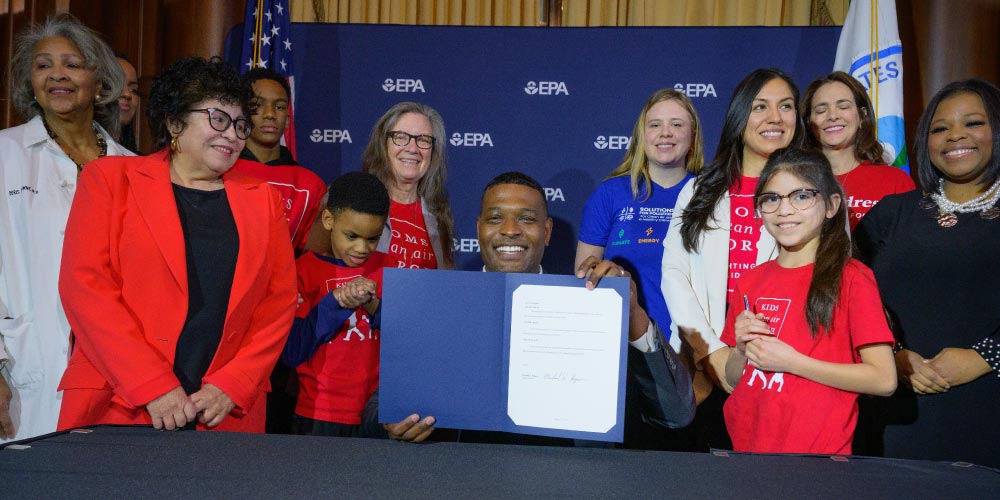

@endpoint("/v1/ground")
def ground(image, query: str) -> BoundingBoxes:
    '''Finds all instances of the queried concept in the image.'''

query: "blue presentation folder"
[379,268,629,442]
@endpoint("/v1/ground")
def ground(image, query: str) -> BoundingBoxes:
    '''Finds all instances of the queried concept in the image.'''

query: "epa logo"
[453,238,480,253]
[524,81,569,95]
[673,83,717,98]
[310,129,353,143]
[594,135,630,150]
[449,132,494,147]
[383,78,425,93]
[544,187,565,202]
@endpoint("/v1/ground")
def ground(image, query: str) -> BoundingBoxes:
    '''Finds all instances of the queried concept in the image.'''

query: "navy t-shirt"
[578,174,691,341]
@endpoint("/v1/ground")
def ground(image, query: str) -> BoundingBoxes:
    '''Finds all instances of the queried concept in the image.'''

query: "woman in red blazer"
[57,57,297,433]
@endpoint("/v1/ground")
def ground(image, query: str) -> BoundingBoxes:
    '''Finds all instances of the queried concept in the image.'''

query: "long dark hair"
[801,71,885,164]
[914,79,1000,191]
[680,69,804,252]
[756,147,849,336]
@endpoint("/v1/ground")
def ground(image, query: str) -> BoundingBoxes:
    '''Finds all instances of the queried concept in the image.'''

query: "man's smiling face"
[477,183,552,274]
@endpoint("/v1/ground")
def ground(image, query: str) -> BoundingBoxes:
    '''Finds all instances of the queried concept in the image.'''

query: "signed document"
[507,285,622,433]
[380,269,629,442]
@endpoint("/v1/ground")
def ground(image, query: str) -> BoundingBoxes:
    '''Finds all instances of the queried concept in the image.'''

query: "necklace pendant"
[918,195,937,210]
[937,212,958,227]
[981,207,1000,220]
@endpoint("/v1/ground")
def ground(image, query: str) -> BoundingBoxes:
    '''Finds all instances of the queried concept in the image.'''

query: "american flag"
[241,0,297,156]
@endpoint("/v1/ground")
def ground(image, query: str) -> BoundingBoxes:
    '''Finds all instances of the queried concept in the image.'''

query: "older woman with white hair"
[0,14,131,443]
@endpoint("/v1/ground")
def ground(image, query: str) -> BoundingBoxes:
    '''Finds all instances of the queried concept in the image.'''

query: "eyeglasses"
[189,108,252,140]
[756,189,821,214]
[387,130,435,149]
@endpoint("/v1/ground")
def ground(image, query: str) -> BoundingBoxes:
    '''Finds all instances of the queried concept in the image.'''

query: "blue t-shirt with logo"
[578,174,692,341]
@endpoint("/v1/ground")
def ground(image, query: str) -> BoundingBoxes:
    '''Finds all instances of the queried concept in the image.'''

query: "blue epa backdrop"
[226,24,840,274]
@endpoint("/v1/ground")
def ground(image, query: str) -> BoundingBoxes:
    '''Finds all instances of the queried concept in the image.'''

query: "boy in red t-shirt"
[281,172,394,436]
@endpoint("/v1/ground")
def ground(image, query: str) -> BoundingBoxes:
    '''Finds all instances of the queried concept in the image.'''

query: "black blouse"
[171,184,240,396]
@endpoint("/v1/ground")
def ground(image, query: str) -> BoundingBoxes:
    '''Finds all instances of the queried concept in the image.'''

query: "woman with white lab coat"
[0,14,131,443]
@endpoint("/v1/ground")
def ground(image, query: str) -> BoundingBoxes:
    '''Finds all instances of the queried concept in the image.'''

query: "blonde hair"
[607,89,704,200]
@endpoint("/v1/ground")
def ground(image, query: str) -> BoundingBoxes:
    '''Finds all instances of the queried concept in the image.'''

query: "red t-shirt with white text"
[727,176,761,304]
[230,160,327,251]
[387,199,438,269]
[837,161,915,231]
[721,259,894,455]
[294,251,391,424]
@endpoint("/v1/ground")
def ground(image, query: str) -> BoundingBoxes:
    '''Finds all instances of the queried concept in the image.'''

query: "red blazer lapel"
[126,153,187,292]
[224,172,268,318]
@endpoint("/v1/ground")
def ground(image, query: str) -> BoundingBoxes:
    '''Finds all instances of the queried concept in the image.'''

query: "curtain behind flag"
[241,0,297,157]
[834,0,907,171]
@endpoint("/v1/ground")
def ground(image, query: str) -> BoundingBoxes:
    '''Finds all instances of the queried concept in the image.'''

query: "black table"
[2,426,997,499]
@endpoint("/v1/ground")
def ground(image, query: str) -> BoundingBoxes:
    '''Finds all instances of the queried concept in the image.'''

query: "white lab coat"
[0,116,133,442]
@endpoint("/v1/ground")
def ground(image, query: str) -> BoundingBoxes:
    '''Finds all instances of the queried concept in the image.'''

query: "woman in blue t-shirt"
[576,89,703,347]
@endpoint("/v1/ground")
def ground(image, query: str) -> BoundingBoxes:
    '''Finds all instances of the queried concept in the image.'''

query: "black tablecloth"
[2,425,997,499]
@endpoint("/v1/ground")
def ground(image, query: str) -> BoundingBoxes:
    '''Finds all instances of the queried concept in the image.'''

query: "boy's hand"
[332,277,377,309]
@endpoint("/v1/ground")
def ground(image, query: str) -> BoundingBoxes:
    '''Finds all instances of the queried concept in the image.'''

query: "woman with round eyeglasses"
[360,102,454,269]
[56,57,297,433]
[801,72,914,230]
[854,79,1000,468]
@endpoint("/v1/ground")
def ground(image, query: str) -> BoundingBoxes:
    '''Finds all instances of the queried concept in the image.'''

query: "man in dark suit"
[370,172,695,444]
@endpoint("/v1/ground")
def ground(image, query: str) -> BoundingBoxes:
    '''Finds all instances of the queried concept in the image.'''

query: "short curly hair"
[243,67,291,101]
[146,56,253,150]
[326,172,390,217]
[9,13,123,137]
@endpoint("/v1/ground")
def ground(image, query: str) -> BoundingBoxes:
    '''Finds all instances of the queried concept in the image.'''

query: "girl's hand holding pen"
[734,310,772,356]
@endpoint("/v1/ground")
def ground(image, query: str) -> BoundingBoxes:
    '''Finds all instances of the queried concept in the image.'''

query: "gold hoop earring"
[170,136,180,153]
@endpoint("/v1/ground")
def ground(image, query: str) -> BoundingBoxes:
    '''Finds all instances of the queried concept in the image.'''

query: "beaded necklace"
[42,116,108,171]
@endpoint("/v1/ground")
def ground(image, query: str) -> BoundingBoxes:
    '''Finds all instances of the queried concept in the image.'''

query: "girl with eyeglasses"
[56,56,297,434]
[360,102,455,270]
[720,147,896,454]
